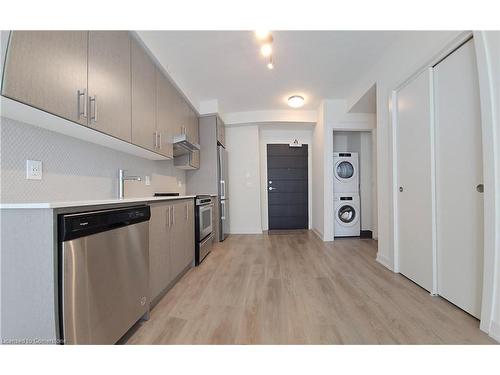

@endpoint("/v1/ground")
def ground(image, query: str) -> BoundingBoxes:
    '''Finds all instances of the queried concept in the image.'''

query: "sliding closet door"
[396,69,434,292]
[434,39,483,318]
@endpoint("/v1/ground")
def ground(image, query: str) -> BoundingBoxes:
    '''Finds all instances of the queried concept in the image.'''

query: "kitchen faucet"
[119,169,142,199]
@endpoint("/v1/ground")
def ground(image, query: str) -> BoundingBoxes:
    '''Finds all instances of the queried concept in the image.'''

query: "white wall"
[225,124,262,234]
[311,102,325,239]
[225,122,314,234]
[259,123,313,231]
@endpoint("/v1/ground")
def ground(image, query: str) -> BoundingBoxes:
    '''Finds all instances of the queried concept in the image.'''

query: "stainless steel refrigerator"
[217,145,229,241]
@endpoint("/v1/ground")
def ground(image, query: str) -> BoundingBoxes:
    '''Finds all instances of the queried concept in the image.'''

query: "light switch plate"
[26,160,42,180]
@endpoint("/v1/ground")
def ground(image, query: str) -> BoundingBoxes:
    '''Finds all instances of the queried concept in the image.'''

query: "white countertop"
[0,195,196,209]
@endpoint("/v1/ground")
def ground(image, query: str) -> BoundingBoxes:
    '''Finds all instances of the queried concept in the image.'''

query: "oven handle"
[199,203,214,211]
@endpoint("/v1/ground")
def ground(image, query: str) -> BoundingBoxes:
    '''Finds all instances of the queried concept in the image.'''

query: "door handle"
[221,201,226,220]
[399,186,404,192]
[476,184,484,193]
[220,180,226,198]
[77,89,87,119]
[269,187,277,191]
[89,96,97,123]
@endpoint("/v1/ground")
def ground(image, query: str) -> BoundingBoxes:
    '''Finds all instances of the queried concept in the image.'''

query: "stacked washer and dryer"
[333,152,361,237]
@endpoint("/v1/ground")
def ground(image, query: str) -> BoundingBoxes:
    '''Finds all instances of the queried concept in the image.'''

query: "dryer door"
[335,160,355,181]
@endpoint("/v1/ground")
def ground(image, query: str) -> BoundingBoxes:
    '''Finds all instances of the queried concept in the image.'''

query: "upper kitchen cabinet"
[87,31,131,141]
[156,69,177,158]
[1,31,88,125]
[216,115,225,146]
[131,37,157,153]
[187,103,200,145]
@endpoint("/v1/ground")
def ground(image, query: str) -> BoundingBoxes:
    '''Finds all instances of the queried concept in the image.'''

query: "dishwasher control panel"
[59,205,151,242]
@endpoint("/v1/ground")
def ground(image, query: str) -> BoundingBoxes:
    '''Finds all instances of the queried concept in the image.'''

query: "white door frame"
[391,31,499,335]
[473,31,500,336]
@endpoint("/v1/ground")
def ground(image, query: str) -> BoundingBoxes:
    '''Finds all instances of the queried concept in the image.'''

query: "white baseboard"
[376,253,394,271]
[311,228,324,241]
[489,320,500,342]
[228,228,263,234]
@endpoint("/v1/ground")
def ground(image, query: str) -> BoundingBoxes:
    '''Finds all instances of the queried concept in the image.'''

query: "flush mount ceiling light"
[260,43,272,57]
[288,95,305,108]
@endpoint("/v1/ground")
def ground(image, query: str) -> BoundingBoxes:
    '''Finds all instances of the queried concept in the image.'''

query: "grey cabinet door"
[156,69,176,158]
[170,200,193,278]
[2,31,88,125]
[189,106,200,144]
[131,37,157,152]
[88,31,131,141]
[190,150,200,169]
[149,203,172,301]
[170,202,183,278]
[185,200,195,266]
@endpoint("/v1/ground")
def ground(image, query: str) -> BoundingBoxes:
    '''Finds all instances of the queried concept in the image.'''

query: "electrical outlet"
[145,175,151,186]
[26,160,42,180]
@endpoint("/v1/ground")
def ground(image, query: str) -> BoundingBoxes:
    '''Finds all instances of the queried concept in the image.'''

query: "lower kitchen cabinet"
[149,199,194,303]
[149,202,173,301]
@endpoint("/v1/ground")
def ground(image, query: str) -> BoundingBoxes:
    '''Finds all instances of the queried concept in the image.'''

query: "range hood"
[173,133,200,156]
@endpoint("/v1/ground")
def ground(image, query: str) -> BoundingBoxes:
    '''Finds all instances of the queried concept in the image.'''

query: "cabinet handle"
[159,132,162,149]
[172,206,175,226]
[89,96,97,123]
[166,207,170,228]
[186,204,188,222]
[153,132,157,149]
[77,89,87,119]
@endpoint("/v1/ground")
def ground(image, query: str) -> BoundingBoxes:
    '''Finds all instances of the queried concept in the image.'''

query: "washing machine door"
[335,160,355,181]
[336,204,358,226]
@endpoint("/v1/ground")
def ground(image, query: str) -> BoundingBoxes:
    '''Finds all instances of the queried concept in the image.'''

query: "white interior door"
[434,39,483,318]
[396,68,434,292]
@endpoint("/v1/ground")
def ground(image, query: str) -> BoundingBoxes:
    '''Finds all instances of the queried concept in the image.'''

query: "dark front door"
[267,144,308,230]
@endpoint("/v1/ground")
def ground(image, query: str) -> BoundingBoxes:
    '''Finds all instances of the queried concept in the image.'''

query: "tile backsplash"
[0,116,186,203]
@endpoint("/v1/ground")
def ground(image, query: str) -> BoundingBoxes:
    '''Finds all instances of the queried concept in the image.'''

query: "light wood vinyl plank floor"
[125,231,495,344]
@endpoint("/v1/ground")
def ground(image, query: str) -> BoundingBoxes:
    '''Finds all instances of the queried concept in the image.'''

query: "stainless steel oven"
[198,200,213,240]
[195,195,214,265]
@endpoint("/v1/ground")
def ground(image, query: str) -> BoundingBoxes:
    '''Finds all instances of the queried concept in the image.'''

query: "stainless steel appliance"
[217,145,229,241]
[58,205,151,344]
[173,133,200,156]
[195,195,214,265]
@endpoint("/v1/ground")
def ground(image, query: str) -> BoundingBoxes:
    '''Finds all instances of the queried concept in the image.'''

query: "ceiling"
[137,31,411,113]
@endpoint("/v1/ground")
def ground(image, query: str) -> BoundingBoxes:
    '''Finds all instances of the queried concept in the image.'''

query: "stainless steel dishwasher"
[58,205,151,344]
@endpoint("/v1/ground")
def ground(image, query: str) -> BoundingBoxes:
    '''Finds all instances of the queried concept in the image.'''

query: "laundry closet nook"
[333,130,376,239]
